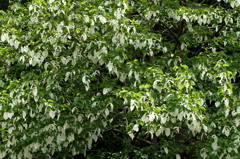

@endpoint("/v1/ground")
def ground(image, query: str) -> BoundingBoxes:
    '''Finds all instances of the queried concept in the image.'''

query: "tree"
[0,0,240,158]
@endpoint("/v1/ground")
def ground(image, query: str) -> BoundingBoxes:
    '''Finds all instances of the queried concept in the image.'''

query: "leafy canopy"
[0,0,240,158]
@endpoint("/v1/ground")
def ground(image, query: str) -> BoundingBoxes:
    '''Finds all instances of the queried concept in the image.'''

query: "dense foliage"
[0,0,240,158]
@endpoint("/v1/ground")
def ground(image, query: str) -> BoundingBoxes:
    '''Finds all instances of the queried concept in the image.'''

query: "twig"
[211,22,226,38]
[158,20,181,45]
[112,129,157,146]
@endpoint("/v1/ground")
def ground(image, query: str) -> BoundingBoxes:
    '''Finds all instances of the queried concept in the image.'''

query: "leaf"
[163,47,167,53]
[8,112,14,119]
[237,106,240,114]
[225,108,230,117]
[114,8,122,19]
[176,154,181,159]
[78,115,83,122]
[92,133,98,142]
[235,118,240,127]
[133,124,139,132]
[82,75,87,84]
[103,88,111,95]
[222,127,230,137]
[107,62,113,72]
[224,98,229,107]
[148,113,155,121]
[128,131,134,140]
[134,72,139,81]
[44,62,49,70]
[34,95,39,102]
[156,127,163,137]
[61,57,67,65]
[102,120,107,127]
[99,16,107,24]
[200,149,207,159]
[226,154,232,159]
[32,57,38,66]
[29,5,33,11]
[72,107,78,113]
[89,26,95,33]
[161,116,167,124]
[49,110,56,119]
[215,101,220,107]
[130,99,135,111]
[23,147,32,159]
[203,124,208,132]
[3,112,8,120]
[105,108,109,116]
[32,87,38,96]
[82,33,87,41]
[8,127,15,134]
[22,111,27,120]
[164,147,168,154]
[109,118,113,123]
[0,151,6,158]
[212,142,218,150]
[167,59,172,66]
[165,128,171,137]
[77,127,83,134]
[1,33,7,41]
[14,40,19,49]
[153,80,161,91]
[10,91,14,98]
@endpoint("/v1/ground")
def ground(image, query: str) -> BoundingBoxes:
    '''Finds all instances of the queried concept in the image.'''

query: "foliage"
[0,0,240,158]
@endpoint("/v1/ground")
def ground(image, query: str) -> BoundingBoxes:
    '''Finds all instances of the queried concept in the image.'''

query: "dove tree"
[0,0,240,158]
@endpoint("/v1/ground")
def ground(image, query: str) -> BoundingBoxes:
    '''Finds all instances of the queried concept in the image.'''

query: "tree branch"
[195,20,226,54]
[159,20,181,44]
[112,129,157,146]
[212,2,220,7]
[211,22,226,38]
[199,0,207,5]
[0,44,11,47]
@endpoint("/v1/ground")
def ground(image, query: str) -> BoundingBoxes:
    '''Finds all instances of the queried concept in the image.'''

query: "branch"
[112,129,157,146]
[166,17,178,30]
[212,2,220,7]
[196,20,226,54]
[136,136,156,146]
[179,0,186,6]
[211,22,226,38]
[0,44,11,47]
[111,131,124,141]
[132,125,142,143]
[199,0,207,5]
[158,20,181,44]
